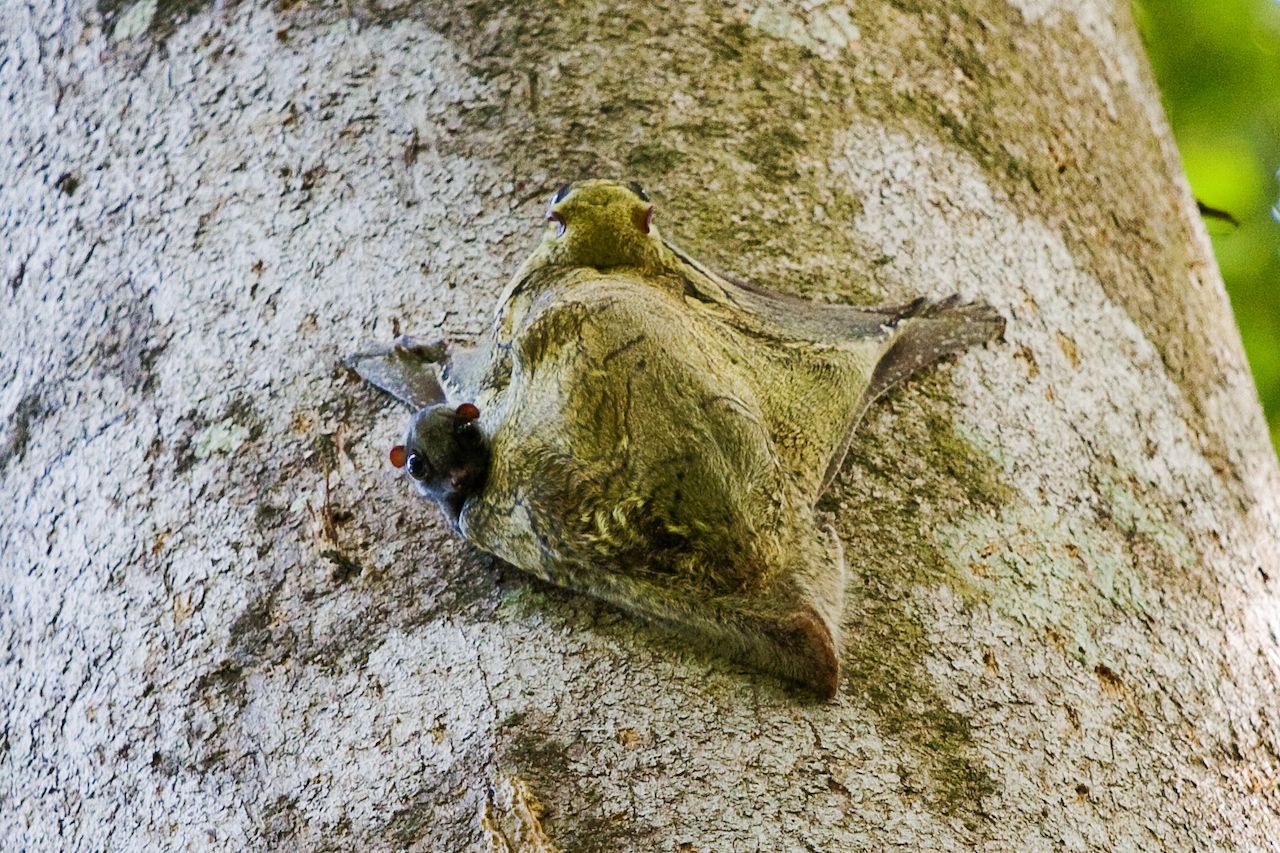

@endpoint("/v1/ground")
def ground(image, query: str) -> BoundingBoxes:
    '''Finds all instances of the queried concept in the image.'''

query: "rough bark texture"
[3,0,1279,849]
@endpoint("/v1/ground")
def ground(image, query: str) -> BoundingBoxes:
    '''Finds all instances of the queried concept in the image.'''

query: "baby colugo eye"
[546,210,567,237]
[406,452,430,481]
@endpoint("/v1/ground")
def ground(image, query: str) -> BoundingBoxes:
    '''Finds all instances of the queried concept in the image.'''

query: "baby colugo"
[347,179,1003,699]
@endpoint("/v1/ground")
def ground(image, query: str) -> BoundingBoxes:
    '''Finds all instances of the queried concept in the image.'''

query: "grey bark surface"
[2,0,1279,849]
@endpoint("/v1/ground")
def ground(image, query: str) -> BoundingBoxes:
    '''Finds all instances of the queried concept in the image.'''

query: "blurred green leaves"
[1135,0,1280,450]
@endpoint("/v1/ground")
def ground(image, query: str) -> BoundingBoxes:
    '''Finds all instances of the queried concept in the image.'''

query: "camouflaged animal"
[346,179,1003,698]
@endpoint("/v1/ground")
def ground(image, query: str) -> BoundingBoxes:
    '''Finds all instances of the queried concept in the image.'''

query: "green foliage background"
[1135,0,1280,450]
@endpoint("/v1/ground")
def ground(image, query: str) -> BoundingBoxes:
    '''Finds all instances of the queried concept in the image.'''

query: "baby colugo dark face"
[390,402,489,527]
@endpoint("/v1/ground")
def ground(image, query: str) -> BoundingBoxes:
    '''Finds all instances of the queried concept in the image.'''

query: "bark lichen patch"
[838,119,1279,834]
[184,583,294,773]
[192,418,251,458]
[742,123,808,184]
[88,296,167,397]
[183,395,264,462]
[0,390,47,475]
[262,794,304,847]
[98,0,227,45]
[221,394,266,444]
[188,592,281,717]
[1093,467,1194,570]
[190,659,248,712]
[382,789,444,848]
[935,505,1152,662]
[852,0,1249,495]
[842,597,999,826]
[747,1,861,61]
[832,381,1008,823]
[504,728,576,796]
[227,587,284,666]
[838,119,1216,596]
[836,378,1011,598]
[321,547,363,583]
[282,0,877,302]
[494,718,639,853]
[108,0,156,40]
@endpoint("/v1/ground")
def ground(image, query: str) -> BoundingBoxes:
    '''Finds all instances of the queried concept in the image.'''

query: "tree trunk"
[3,0,1278,848]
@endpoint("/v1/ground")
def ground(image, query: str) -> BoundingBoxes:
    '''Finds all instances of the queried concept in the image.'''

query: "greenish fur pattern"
[348,180,1004,699]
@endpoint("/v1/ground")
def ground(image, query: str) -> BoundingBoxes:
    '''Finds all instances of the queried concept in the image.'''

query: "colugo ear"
[343,335,449,410]
[633,204,654,234]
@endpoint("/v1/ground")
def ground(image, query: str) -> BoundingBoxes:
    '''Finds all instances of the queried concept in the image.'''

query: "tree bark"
[3,0,1278,849]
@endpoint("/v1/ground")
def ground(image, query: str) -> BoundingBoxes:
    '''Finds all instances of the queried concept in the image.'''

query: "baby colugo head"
[390,402,489,528]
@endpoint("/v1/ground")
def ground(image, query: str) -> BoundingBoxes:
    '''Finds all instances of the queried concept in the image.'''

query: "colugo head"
[389,402,489,527]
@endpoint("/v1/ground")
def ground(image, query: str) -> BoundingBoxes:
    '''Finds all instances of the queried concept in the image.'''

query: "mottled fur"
[346,180,1003,699]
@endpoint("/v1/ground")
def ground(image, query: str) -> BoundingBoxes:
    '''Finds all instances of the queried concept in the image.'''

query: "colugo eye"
[406,452,430,480]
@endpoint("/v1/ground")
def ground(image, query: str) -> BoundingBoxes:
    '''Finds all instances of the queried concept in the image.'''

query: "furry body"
[347,180,1003,698]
